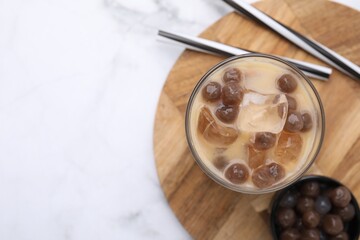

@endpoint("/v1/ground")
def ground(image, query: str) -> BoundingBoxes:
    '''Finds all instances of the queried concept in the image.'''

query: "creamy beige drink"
[186,55,324,193]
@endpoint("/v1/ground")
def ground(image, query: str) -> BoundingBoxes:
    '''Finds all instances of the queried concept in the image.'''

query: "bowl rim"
[185,53,326,194]
[270,174,360,240]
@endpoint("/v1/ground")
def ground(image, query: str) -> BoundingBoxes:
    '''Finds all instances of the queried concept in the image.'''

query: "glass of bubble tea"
[185,54,325,194]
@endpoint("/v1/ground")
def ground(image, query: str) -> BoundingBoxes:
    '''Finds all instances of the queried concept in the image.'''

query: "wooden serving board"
[153,0,360,239]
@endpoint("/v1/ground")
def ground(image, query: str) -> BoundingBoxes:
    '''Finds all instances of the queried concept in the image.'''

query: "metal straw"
[158,30,332,81]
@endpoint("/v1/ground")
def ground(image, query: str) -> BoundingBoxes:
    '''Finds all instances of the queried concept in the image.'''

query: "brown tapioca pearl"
[253,132,276,150]
[315,195,331,215]
[278,95,298,117]
[301,229,320,240]
[215,105,239,123]
[268,162,285,182]
[302,210,320,228]
[224,163,249,184]
[251,163,285,188]
[223,67,242,83]
[301,112,313,132]
[296,197,315,214]
[333,204,355,222]
[284,112,304,133]
[252,165,275,188]
[280,191,298,208]
[287,95,298,111]
[276,208,297,229]
[202,82,222,102]
[221,82,243,105]
[212,156,228,170]
[301,181,320,197]
[280,228,300,240]
[277,74,298,93]
[322,214,344,236]
[329,187,351,208]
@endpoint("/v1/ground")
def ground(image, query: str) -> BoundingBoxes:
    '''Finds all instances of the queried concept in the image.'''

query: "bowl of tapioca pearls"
[270,175,360,240]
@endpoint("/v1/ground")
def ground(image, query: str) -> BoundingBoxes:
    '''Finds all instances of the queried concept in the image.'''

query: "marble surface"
[0,0,358,239]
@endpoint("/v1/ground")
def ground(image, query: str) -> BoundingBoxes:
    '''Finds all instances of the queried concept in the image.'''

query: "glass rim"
[185,53,325,194]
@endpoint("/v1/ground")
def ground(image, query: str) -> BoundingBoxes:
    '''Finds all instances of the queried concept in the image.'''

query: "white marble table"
[0,0,358,239]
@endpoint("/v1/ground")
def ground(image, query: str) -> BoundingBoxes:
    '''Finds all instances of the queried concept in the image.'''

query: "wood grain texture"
[153,0,360,239]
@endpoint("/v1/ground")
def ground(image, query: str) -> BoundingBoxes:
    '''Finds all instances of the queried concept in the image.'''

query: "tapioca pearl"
[277,74,297,93]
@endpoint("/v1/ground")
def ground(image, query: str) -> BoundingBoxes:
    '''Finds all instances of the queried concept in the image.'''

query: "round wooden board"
[153,0,360,239]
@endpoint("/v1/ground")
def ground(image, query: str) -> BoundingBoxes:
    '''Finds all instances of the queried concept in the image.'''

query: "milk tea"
[188,57,318,191]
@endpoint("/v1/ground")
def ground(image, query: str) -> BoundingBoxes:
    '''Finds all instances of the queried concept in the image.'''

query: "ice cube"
[275,132,303,167]
[247,145,266,169]
[198,107,238,146]
[237,92,288,134]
